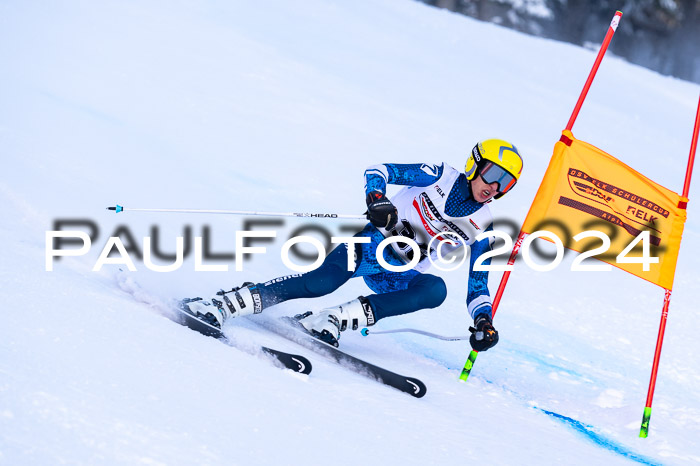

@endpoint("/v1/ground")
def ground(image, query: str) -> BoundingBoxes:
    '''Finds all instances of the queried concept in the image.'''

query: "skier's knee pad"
[409,274,447,309]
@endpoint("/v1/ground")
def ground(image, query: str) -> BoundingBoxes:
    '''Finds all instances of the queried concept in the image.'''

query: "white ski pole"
[360,327,470,341]
[106,204,367,220]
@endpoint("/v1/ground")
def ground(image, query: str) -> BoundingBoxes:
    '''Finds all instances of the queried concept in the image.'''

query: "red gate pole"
[680,95,700,200]
[566,11,623,132]
[491,231,528,315]
[640,94,700,437]
[459,11,623,382]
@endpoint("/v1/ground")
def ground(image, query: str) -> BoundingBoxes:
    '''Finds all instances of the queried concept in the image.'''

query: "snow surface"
[2,0,700,464]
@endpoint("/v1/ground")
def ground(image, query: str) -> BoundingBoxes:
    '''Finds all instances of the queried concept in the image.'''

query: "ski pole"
[106,204,367,220]
[459,231,527,381]
[360,327,470,341]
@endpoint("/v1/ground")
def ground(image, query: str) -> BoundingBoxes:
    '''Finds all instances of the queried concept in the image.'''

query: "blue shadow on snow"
[537,408,661,466]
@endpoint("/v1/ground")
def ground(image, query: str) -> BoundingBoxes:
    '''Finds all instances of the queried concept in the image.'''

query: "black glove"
[469,313,499,352]
[366,191,398,230]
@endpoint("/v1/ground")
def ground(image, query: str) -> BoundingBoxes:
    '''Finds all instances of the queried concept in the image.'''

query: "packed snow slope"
[2,0,699,464]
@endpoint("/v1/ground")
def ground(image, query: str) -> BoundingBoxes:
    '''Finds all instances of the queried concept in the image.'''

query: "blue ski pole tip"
[360,328,369,336]
[107,205,124,213]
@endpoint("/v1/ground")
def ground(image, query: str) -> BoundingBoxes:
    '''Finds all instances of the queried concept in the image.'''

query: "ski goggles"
[478,161,517,194]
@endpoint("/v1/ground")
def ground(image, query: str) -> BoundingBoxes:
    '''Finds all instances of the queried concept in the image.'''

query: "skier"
[185,139,523,351]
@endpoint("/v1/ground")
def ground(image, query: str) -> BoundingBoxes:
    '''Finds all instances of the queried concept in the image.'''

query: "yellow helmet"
[465,139,523,199]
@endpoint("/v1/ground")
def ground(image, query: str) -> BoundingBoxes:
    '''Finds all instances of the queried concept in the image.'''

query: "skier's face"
[470,174,500,203]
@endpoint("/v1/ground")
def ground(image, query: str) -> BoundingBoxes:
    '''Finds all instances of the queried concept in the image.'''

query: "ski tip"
[106,205,123,213]
[360,328,369,337]
[406,377,427,398]
[262,348,313,375]
[294,356,313,375]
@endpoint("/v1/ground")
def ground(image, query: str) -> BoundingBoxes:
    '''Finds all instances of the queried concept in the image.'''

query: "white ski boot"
[182,282,263,329]
[295,296,376,347]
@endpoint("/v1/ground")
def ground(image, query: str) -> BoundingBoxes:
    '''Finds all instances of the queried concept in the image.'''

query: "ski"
[174,303,312,375]
[255,317,427,398]
[114,272,311,375]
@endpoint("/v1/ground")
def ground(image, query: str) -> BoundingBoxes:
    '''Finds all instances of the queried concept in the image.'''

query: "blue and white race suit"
[252,162,495,322]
